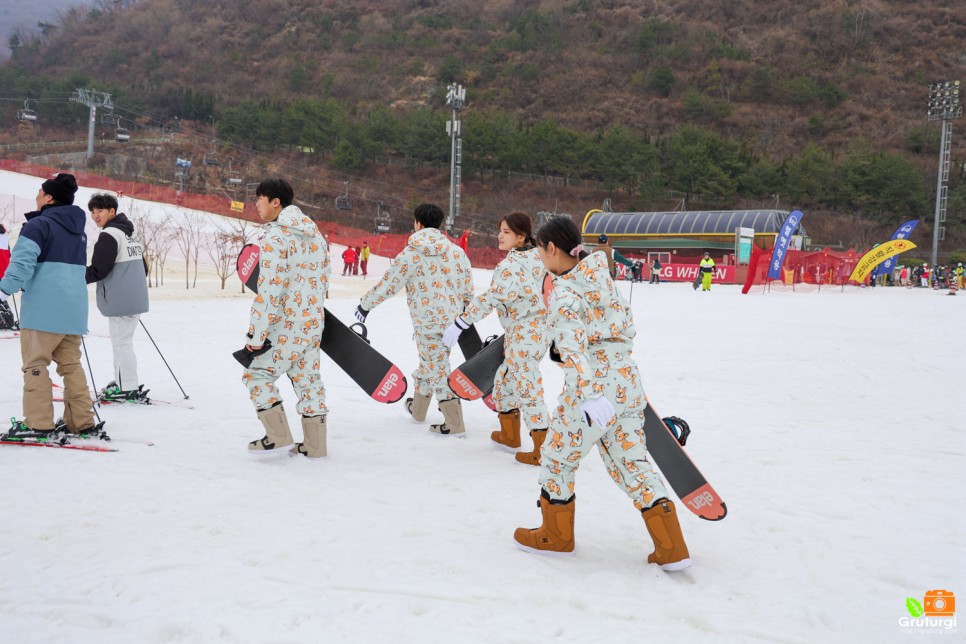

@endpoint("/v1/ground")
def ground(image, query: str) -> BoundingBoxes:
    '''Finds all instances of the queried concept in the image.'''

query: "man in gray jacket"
[85,194,150,401]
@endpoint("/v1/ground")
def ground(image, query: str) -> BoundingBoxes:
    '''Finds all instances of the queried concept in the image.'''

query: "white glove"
[0,291,8,303]
[442,317,469,349]
[581,396,616,427]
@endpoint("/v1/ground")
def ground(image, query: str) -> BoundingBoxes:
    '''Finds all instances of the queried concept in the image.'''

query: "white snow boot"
[429,398,465,437]
[294,415,327,458]
[248,403,294,455]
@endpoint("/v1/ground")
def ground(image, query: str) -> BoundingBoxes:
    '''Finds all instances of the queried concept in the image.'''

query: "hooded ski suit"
[360,227,473,402]
[243,206,330,416]
[460,246,549,430]
[540,252,669,510]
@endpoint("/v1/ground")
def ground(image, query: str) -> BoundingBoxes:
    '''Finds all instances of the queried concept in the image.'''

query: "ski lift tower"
[445,83,466,234]
[69,88,114,159]
[927,80,962,266]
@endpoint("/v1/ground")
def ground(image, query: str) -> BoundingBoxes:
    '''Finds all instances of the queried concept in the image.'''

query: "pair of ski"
[446,279,727,521]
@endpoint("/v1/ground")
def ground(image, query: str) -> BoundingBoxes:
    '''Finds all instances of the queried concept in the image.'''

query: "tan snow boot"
[405,393,432,423]
[514,428,547,466]
[429,398,465,437]
[513,491,575,556]
[642,498,692,571]
[294,415,327,458]
[248,403,294,455]
[491,409,521,451]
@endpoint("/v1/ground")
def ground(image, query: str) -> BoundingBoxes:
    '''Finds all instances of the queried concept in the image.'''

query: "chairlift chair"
[115,127,131,142]
[17,100,37,123]
[226,159,244,187]
[373,201,390,233]
[203,153,221,166]
[335,181,351,210]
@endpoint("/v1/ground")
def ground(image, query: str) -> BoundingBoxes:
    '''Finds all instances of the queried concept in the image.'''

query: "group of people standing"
[340,242,370,277]
[0,173,151,443]
[241,178,691,571]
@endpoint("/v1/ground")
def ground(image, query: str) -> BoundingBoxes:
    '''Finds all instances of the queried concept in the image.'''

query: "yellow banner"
[848,240,917,283]
[230,200,245,213]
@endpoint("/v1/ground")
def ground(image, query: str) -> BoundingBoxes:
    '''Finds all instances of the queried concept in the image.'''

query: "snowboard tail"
[642,402,726,521]
[448,335,504,401]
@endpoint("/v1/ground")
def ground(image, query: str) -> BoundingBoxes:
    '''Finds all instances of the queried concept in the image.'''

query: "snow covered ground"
[0,169,963,643]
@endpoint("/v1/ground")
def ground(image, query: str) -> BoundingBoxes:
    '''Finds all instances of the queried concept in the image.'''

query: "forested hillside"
[1,0,964,251]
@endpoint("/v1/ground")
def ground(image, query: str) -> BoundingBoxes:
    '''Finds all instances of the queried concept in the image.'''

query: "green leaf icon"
[906,598,924,617]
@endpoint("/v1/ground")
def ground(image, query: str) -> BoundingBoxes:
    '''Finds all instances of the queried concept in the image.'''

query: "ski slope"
[0,169,962,643]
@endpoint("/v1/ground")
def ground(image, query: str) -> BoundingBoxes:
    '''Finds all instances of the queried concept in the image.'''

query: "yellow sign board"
[230,200,245,213]
[848,240,917,283]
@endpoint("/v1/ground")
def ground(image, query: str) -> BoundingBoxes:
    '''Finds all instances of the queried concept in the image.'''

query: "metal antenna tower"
[927,80,962,266]
[70,88,114,159]
[445,83,466,233]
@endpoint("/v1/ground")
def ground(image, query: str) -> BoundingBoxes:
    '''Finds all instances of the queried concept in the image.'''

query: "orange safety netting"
[0,159,506,269]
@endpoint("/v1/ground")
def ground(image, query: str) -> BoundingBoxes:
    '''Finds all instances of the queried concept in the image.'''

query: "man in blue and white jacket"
[0,173,96,437]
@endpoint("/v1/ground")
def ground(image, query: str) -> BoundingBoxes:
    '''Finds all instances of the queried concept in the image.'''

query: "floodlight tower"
[69,88,114,159]
[445,83,466,233]
[927,80,962,266]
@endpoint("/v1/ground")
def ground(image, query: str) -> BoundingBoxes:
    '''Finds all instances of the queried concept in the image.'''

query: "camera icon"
[924,589,956,616]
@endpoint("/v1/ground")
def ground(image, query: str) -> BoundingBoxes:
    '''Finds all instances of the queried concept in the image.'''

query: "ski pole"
[139,319,189,399]
[10,293,19,326]
[80,336,103,421]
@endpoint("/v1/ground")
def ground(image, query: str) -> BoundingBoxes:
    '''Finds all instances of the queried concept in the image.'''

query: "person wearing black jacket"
[85,194,150,401]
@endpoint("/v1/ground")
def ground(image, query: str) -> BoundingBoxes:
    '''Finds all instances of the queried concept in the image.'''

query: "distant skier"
[650,257,662,284]
[0,223,15,330]
[341,246,357,276]
[0,174,100,440]
[443,211,550,463]
[355,204,473,436]
[359,241,370,277]
[513,216,691,571]
[85,194,150,402]
[698,251,715,291]
[242,178,330,458]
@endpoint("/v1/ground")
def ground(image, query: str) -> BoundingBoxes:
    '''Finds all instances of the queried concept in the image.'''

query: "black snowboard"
[642,402,727,521]
[237,243,408,404]
[448,334,504,401]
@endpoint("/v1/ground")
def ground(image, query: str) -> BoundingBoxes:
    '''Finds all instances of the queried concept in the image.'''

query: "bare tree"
[172,209,204,289]
[204,221,246,290]
[154,227,174,287]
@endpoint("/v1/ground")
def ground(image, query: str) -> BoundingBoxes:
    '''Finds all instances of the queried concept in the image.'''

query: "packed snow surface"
[0,170,962,643]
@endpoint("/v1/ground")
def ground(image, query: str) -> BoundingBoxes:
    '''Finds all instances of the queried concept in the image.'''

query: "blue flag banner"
[766,210,803,281]
[873,219,919,278]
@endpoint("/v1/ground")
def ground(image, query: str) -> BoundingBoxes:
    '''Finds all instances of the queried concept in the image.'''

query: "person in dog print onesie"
[513,216,691,572]
[442,211,550,464]
[242,178,330,459]
[355,204,473,436]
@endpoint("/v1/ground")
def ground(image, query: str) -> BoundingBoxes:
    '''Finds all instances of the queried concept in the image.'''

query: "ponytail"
[535,216,588,259]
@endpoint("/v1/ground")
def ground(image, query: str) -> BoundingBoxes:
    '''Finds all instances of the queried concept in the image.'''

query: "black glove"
[233,340,273,368]
[354,305,369,323]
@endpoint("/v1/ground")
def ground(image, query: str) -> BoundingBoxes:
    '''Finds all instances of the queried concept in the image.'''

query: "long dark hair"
[535,216,588,259]
[499,211,535,246]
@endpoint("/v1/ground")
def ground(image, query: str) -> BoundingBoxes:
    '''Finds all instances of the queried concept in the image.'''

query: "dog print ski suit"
[540,252,669,511]
[360,227,473,401]
[461,246,549,430]
[243,206,330,416]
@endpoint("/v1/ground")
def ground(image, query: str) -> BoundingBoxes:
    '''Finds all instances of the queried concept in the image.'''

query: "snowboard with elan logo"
[237,243,408,404]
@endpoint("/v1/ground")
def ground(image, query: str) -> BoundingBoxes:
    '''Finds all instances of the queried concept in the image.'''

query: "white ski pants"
[109,315,140,390]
